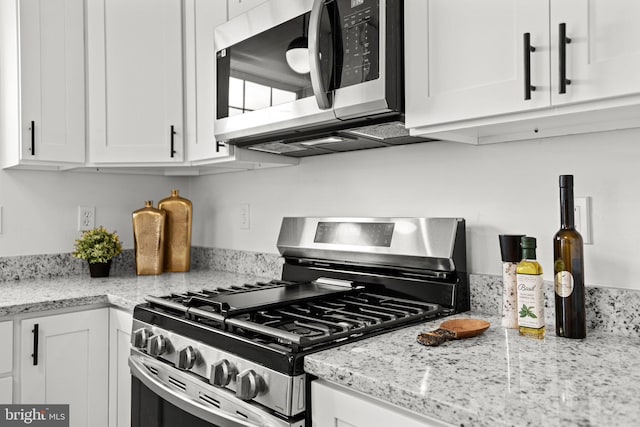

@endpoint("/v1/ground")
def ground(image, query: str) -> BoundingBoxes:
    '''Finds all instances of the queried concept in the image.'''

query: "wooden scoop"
[417,319,490,347]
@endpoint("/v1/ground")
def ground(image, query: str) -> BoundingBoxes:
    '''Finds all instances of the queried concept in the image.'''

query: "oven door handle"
[129,354,277,427]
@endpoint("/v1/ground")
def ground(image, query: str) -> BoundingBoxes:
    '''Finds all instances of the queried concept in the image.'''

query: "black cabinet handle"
[523,33,536,100]
[559,23,572,94]
[170,125,177,158]
[32,323,39,366]
[30,120,35,156]
[215,141,225,153]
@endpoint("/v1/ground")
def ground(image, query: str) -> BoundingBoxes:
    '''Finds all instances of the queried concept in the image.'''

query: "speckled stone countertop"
[3,258,640,427]
[304,312,640,427]
[0,270,269,317]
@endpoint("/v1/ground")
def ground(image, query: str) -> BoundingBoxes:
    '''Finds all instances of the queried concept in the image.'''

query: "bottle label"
[555,271,574,297]
[516,273,545,329]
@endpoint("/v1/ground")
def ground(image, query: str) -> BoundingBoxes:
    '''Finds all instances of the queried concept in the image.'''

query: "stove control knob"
[147,335,168,357]
[236,369,263,401]
[210,359,235,387]
[132,328,152,349]
[177,346,197,370]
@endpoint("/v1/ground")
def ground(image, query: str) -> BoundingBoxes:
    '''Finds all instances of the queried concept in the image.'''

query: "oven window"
[131,377,215,427]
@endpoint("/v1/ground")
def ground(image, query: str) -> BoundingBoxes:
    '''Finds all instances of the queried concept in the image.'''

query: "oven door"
[129,351,304,427]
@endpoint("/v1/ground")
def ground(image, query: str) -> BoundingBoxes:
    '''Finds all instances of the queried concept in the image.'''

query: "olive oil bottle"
[553,175,586,338]
[516,236,545,339]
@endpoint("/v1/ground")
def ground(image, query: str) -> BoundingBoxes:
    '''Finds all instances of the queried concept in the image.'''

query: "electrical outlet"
[78,206,95,231]
[239,203,250,230]
[574,197,592,245]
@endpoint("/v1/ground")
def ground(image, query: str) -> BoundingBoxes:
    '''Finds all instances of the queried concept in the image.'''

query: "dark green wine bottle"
[553,175,586,338]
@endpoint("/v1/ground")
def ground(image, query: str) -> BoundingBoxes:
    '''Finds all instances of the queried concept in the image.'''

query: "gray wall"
[0,169,186,256]
[190,127,640,290]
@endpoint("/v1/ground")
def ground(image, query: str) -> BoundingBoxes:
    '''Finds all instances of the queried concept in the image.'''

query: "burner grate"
[144,284,444,352]
[224,291,443,351]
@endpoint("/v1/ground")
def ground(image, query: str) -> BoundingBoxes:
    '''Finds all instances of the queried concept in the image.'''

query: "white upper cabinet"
[405,0,550,128]
[227,0,267,20]
[550,0,640,105]
[0,0,85,169]
[184,0,230,162]
[86,0,184,164]
[406,0,640,143]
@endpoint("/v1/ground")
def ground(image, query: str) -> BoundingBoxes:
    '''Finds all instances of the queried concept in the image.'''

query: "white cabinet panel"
[0,377,12,403]
[0,321,12,373]
[184,0,230,161]
[108,309,132,427]
[405,0,550,129]
[0,320,12,404]
[311,380,454,427]
[0,0,85,169]
[20,309,109,427]
[551,0,640,104]
[406,0,640,144]
[87,0,184,164]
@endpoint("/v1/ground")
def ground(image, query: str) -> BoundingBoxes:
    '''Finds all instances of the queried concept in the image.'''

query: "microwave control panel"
[338,0,380,87]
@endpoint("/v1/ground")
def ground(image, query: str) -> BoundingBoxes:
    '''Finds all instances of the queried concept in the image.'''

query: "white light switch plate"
[239,203,250,230]
[574,197,592,244]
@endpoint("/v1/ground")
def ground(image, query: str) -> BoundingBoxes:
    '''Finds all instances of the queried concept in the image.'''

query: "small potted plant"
[73,226,123,277]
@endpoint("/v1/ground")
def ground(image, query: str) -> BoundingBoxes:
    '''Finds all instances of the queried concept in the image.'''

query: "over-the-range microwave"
[214,0,434,157]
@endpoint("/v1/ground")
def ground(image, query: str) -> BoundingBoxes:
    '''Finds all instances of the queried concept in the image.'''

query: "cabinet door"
[551,0,640,105]
[0,321,12,404]
[108,309,132,427]
[20,309,109,427]
[0,377,11,403]
[311,380,452,427]
[227,0,267,20]
[184,0,230,161]
[87,0,184,164]
[0,321,12,375]
[19,0,85,164]
[405,0,550,129]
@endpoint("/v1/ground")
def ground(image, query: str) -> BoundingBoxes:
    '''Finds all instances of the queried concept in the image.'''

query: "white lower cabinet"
[108,308,132,427]
[19,309,109,427]
[311,380,454,427]
[0,320,13,403]
[0,377,12,403]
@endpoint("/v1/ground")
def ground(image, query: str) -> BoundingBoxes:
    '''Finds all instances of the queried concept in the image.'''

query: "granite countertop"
[304,312,640,426]
[0,270,269,317]
[3,272,639,426]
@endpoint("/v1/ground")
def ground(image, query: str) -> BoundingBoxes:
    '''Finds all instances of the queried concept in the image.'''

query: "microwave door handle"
[309,0,332,109]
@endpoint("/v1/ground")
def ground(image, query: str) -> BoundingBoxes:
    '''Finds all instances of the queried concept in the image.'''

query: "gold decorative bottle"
[132,201,166,275]
[158,189,192,272]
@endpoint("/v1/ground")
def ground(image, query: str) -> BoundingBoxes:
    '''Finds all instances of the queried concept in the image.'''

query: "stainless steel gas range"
[129,217,468,427]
